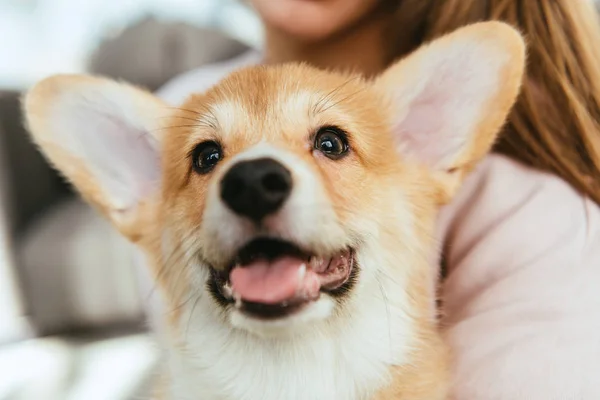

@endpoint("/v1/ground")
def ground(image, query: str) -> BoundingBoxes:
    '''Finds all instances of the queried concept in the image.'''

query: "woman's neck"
[263,12,393,78]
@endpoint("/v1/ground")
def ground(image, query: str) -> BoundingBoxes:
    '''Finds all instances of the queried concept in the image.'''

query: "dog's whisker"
[375,273,393,358]
[166,106,203,115]
[318,86,368,114]
[185,293,203,340]
[150,123,211,132]
[146,230,200,302]
[313,76,360,115]
[167,291,199,315]
[156,115,202,123]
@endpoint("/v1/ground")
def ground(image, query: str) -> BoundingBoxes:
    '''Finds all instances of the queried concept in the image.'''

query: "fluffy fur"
[23,22,525,400]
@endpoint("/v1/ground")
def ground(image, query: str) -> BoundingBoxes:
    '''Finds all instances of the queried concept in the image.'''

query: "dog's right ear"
[23,75,168,241]
[372,22,525,202]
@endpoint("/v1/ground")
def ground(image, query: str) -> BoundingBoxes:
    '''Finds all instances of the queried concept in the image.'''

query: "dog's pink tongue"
[230,257,319,304]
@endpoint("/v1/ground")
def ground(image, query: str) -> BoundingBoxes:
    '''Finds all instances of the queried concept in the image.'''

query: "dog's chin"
[229,295,337,338]
[206,237,357,337]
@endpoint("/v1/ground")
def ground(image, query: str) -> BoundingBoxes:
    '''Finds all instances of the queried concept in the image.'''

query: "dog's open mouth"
[209,238,355,319]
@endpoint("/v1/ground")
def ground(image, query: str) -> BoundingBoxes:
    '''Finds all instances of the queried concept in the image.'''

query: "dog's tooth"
[298,263,306,280]
[222,283,233,298]
[311,256,327,273]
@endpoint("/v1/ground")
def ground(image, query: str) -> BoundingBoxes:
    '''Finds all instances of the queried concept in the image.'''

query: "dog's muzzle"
[205,156,357,320]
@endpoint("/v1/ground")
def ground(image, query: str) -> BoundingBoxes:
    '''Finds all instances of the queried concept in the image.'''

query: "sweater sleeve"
[438,154,600,400]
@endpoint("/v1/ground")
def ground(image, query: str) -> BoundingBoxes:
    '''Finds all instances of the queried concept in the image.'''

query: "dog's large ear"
[23,75,168,241]
[373,22,525,199]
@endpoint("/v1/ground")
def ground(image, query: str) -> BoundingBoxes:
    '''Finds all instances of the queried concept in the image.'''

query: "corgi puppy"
[23,22,525,400]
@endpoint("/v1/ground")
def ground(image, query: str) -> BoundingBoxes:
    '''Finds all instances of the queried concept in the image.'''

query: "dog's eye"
[314,127,349,159]
[192,141,222,174]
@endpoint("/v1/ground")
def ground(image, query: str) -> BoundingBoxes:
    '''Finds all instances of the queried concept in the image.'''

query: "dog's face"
[24,23,524,338]
[160,67,424,334]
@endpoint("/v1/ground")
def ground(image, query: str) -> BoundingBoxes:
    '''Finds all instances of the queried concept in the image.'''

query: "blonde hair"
[391,0,600,204]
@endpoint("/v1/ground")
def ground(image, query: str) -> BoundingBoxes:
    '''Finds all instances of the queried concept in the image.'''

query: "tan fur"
[23,22,525,399]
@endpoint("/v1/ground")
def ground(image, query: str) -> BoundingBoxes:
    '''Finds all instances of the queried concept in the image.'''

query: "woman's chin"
[252,0,378,42]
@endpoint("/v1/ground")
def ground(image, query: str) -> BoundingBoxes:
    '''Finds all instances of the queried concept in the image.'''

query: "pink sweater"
[157,51,600,400]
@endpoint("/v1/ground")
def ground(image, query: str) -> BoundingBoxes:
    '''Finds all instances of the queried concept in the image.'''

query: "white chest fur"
[162,282,412,400]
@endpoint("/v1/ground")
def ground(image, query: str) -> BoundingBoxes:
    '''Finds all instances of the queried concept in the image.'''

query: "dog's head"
[23,22,524,338]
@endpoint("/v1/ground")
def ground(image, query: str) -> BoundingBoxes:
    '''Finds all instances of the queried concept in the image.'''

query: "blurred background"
[0,1,261,399]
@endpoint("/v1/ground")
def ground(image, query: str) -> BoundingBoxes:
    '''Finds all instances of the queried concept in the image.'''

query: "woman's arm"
[439,154,600,400]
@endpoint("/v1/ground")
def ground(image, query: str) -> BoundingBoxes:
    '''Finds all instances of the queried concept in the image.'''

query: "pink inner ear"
[397,96,449,167]
[390,50,497,169]
[54,105,161,211]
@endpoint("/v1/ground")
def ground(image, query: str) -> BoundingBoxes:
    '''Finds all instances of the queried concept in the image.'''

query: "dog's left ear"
[23,75,168,241]
[373,21,525,199]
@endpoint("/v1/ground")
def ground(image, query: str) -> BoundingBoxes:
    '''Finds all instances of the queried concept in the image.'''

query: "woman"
[158,1,600,398]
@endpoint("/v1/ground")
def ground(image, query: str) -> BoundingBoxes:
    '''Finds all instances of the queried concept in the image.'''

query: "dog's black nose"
[220,158,292,222]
